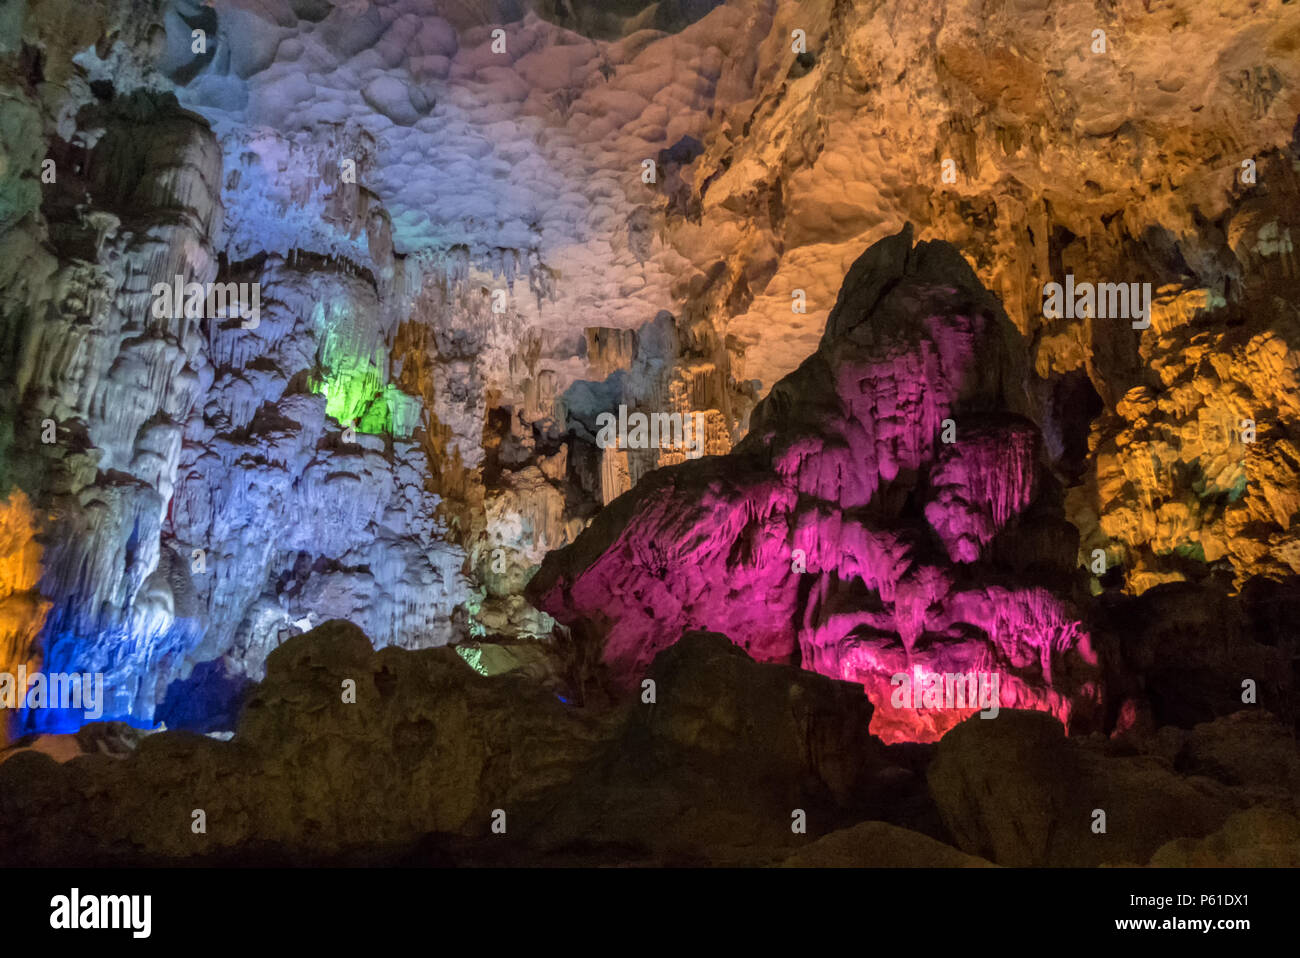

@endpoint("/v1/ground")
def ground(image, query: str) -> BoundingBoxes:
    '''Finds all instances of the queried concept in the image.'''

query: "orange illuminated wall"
[0,490,50,746]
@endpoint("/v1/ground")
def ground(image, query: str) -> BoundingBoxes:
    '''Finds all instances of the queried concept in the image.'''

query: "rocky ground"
[1,619,1297,866]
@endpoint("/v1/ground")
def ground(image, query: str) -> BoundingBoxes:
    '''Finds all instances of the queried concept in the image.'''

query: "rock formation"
[531,225,1103,743]
[0,621,883,864]
[0,490,49,746]
[1,85,471,731]
[2,619,1293,867]
[0,0,1297,869]
[928,708,1300,867]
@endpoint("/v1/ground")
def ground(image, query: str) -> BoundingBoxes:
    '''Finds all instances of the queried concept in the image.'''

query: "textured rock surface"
[1095,580,1295,731]
[781,820,994,868]
[1072,302,1300,594]
[0,85,472,730]
[3,619,1290,867]
[0,490,48,745]
[1148,807,1300,867]
[0,0,1297,753]
[926,709,1299,867]
[515,630,890,861]
[0,620,887,864]
[0,620,608,861]
[531,227,1103,743]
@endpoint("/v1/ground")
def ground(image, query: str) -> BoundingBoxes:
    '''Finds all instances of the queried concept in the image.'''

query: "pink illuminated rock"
[529,226,1102,743]
[925,420,1038,563]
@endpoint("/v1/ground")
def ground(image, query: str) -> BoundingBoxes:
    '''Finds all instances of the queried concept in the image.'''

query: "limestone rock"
[0,620,890,865]
[927,710,1247,867]
[1,0,1298,821]
[502,629,893,863]
[1094,581,1293,730]
[0,619,608,863]
[782,820,994,868]
[1148,807,1300,867]
[0,490,48,744]
[531,228,1102,744]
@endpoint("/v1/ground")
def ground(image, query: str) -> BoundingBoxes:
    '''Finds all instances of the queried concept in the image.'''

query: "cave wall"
[1,0,1298,733]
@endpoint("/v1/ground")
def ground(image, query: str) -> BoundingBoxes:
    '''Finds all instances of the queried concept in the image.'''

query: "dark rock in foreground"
[0,621,896,865]
[928,709,1300,866]
[2,619,1294,867]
